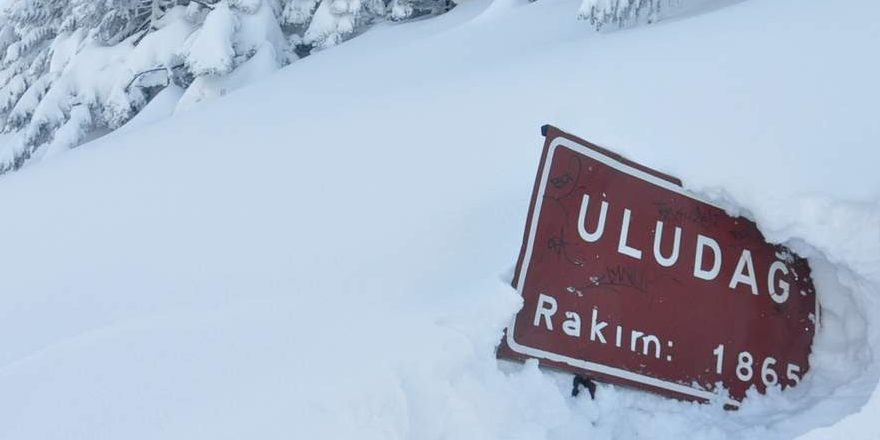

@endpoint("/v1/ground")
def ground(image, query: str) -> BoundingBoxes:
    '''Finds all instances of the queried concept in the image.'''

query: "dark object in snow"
[572,375,597,399]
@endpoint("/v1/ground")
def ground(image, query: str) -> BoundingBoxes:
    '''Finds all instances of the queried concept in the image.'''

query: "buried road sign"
[498,125,817,405]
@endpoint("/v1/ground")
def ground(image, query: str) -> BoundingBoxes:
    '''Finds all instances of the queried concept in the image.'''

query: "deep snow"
[0,0,878,439]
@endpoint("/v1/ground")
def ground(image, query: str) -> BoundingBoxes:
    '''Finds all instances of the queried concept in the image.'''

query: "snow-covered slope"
[0,0,878,438]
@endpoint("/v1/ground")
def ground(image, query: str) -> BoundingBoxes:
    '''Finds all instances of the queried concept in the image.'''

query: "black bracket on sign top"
[572,375,597,399]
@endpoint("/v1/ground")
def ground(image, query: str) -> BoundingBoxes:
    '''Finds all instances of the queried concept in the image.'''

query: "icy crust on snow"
[0,0,878,439]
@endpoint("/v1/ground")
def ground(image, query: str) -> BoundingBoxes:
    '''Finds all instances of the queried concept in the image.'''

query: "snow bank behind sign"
[0,0,878,439]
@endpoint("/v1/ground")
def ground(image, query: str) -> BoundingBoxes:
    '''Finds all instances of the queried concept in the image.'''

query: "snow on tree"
[177,0,289,111]
[68,0,171,45]
[578,0,723,30]
[0,0,170,170]
[388,0,452,21]
[281,0,320,32]
[296,0,452,49]
[0,0,454,174]
[577,0,662,30]
[301,0,385,49]
[0,0,64,120]
[0,0,68,170]
[183,2,240,76]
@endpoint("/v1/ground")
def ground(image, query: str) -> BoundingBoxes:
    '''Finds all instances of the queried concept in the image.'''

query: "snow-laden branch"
[578,0,663,30]
[0,0,455,174]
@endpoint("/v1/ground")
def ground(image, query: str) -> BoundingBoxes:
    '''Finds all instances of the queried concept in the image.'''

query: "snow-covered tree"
[300,0,385,49]
[388,0,452,21]
[0,0,454,174]
[68,0,175,45]
[0,0,287,172]
[0,0,69,169]
[175,0,289,112]
[578,0,723,30]
[284,0,453,50]
[578,0,662,30]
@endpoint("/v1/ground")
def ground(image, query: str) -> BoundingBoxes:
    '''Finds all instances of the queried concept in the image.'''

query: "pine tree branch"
[124,63,184,93]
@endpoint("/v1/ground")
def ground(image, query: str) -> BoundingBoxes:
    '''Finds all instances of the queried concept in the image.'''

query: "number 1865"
[712,344,802,388]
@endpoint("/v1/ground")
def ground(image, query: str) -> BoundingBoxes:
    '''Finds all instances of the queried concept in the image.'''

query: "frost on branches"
[0,0,454,174]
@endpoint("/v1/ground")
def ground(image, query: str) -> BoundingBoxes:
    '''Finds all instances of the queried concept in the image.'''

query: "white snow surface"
[0,0,878,439]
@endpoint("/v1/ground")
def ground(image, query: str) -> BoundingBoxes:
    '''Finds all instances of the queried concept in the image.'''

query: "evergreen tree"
[388,0,452,21]
[301,0,385,49]
[0,0,454,174]
[578,0,662,30]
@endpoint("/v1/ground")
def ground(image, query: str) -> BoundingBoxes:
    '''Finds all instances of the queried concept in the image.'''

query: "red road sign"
[498,126,817,404]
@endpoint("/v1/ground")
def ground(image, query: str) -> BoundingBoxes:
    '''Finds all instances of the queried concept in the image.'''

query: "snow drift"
[0,0,877,439]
